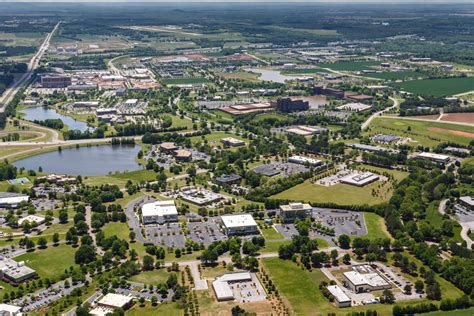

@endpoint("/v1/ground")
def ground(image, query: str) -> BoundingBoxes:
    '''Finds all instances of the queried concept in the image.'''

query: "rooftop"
[327,285,351,303]
[97,293,133,308]
[142,200,178,217]
[221,214,258,228]
[280,202,312,212]
[344,271,389,288]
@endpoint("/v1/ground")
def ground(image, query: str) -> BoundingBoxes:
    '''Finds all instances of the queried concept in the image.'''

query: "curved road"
[0,23,60,112]
[361,96,400,130]
[438,199,473,249]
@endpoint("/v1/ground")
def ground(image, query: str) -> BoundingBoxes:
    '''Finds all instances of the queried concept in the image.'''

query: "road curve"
[361,96,400,130]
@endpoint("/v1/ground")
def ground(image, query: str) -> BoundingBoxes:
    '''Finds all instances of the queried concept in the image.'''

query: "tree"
[342,253,351,265]
[129,231,136,243]
[415,280,424,293]
[59,210,68,224]
[74,244,96,264]
[201,248,218,265]
[381,289,395,304]
[38,237,47,249]
[75,303,90,316]
[142,255,154,271]
[404,284,412,295]
[53,233,60,245]
[151,295,158,306]
[338,234,351,249]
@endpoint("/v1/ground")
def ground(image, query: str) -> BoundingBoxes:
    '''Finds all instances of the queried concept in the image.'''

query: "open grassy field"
[424,308,474,316]
[272,180,388,206]
[392,77,474,97]
[127,301,183,316]
[84,170,156,188]
[189,131,247,145]
[128,269,172,285]
[260,225,284,240]
[361,71,424,80]
[15,244,76,281]
[367,117,474,147]
[161,77,211,85]
[364,212,391,240]
[317,61,380,71]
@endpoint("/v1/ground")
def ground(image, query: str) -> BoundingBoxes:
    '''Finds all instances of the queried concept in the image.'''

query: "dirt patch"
[440,112,474,124]
[409,114,440,120]
[428,127,474,139]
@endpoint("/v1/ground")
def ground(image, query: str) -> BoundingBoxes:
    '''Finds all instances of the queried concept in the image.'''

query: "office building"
[416,152,451,164]
[215,174,242,186]
[340,172,380,187]
[288,155,322,166]
[0,304,22,316]
[280,203,312,223]
[0,257,37,284]
[221,214,258,236]
[327,285,351,308]
[141,200,178,224]
[89,293,134,316]
[212,272,253,301]
[0,193,29,208]
[40,74,71,88]
[459,196,474,211]
[221,137,245,147]
[343,271,390,293]
[272,98,309,112]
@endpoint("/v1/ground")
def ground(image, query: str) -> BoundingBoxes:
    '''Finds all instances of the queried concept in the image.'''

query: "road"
[361,96,400,130]
[0,22,60,112]
[381,115,474,128]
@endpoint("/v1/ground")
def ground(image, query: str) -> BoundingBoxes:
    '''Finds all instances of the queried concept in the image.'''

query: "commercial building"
[343,271,390,293]
[340,172,380,187]
[327,285,351,308]
[212,272,253,301]
[345,94,374,102]
[372,134,400,144]
[179,187,223,206]
[220,102,274,115]
[346,143,389,153]
[159,142,178,153]
[89,293,134,316]
[40,74,71,88]
[215,174,242,186]
[459,196,474,211]
[0,304,22,316]
[280,203,312,223]
[271,98,309,112]
[288,155,323,166]
[221,137,245,147]
[314,85,345,99]
[221,214,258,236]
[18,215,45,227]
[416,152,451,164]
[286,125,328,136]
[0,193,29,208]
[174,149,192,162]
[0,257,37,284]
[141,200,178,224]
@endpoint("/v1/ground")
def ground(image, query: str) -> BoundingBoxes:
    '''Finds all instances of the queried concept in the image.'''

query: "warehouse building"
[343,271,390,293]
[288,155,323,166]
[280,202,312,223]
[372,134,400,144]
[346,143,389,153]
[340,172,380,187]
[89,293,134,316]
[221,214,258,236]
[416,152,451,164]
[327,285,351,308]
[141,200,178,224]
[0,257,37,284]
[0,193,29,208]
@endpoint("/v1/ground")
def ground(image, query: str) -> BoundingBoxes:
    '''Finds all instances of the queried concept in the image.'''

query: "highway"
[0,22,60,113]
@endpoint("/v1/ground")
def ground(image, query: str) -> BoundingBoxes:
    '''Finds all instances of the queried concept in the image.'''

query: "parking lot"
[32,198,61,211]
[144,223,186,248]
[187,219,227,246]
[454,204,474,222]
[253,162,309,177]
[275,223,299,240]
[313,208,367,237]
[230,274,266,303]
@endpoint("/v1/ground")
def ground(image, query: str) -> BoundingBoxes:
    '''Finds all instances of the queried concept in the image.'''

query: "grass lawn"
[272,180,387,206]
[189,131,247,146]
[392,77,474,97]
[170,115,194,130]
[364,212,391,240]
[424,308,474,316]
[161,77,210,85]
[15,244,76,281]
[361,71,424,81]
[260,240,291,253]
[317,61,380,71]
[128,269,172,285]
[367,117,474,147]
[260,225,284,240]
[127,301,183,316]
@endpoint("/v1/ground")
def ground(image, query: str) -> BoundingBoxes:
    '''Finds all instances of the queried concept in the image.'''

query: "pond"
[13,145,142,176]
[21,106,92,132]
[245,68,301,83]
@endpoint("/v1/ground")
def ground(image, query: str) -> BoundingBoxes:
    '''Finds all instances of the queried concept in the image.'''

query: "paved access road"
[0,22,60,112]
[361,96,400,130]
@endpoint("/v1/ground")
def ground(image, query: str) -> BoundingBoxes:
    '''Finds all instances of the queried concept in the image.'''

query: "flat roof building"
[336,102,372,112]
[327,285,351,308]
[141,200,178,224]
[372,134,400,144]
[40,74,71,88]
[271,98,309,113]
[215,174,242,186]
[174,149,192,161]
[0,258,37,284]
[221,214,258,236]
[0,303,22,316]
[280,203,312,223]
[90,293,134,316]
[343,271,390,293]
[288,155,323,166]
[347,143,389,153]
[212,272,253,301]
[159,142,178,153]
[179,187,223,206]
[416,152,451,164]
[18,215,45,227]
[0,193,29,208]
[286,125,328,136]
[221,137,245,147]
[340,172,380,187]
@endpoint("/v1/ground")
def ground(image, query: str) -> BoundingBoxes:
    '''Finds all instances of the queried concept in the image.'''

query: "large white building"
[141,200,178,224]
[343,271,390,293]
[221,214,258,236]
[18,215,45,227]
[327,285,351,308]
[0,193,29,208]
[288,155,323,166]
[0,304,22,316]
[212,272,253,301]
[89,293,134,316]
[340,172,380,187]
[279,202,312,223]
[416,152,451,164]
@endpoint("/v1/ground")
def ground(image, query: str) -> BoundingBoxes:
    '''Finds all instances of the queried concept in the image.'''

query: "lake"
[245,68,301,83]
[13,145,142,176]
[21,107,92,132]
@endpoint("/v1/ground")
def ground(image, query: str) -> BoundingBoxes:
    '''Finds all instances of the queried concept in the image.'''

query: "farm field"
[412,113,474,125]
[367,117,474,146]
[392,77,474,97]
[317,61,380,71]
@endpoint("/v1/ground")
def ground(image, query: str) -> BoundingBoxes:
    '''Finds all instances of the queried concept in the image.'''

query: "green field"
[364,212,391,240]
[361,71,424,80]
[423,308,474,316]
[392,77,474,96]
[273,180,388,206]
[128,269,172,285]
[126,301,182,316]
[161,77,211,85]
[15,244,76,281]
[317,61,380,71]
[367,117,474,147]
